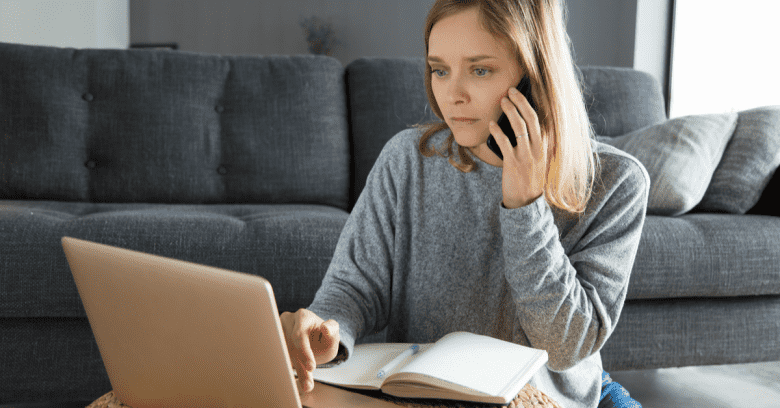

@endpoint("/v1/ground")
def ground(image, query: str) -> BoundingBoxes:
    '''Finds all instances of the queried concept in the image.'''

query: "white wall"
[0,0,129,49]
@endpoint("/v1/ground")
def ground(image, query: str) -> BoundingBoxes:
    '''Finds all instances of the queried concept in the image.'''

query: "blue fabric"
[600,371,642,407]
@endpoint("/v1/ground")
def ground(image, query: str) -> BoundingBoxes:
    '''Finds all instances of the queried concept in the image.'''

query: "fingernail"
[510,87,519,96]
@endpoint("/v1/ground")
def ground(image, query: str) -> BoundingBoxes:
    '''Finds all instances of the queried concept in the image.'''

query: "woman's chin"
[452,129,489,148]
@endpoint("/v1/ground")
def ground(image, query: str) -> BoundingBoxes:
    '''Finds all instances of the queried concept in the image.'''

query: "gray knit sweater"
[309,127,649,408]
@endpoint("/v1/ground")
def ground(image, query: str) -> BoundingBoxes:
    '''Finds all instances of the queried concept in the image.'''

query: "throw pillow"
[695,106,780,214]
[597,112,738,216]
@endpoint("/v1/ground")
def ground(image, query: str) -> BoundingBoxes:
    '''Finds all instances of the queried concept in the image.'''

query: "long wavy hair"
[414,0,599,214]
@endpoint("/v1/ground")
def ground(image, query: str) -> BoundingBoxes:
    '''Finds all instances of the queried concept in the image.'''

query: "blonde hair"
[414,0,599,215]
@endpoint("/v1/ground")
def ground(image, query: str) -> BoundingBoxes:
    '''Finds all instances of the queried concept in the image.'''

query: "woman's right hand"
[280,308,341,395]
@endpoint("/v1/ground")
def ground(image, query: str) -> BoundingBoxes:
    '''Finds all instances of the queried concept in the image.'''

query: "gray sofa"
[1,41,778,404]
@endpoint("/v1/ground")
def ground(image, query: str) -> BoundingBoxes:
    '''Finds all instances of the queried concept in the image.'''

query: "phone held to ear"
[486,76,537,161]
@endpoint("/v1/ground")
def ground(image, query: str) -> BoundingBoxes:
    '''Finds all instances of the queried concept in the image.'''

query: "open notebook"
[313,331,548,405]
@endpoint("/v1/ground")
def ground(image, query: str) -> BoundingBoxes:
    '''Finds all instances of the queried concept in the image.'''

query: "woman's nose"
[446,78,469,104]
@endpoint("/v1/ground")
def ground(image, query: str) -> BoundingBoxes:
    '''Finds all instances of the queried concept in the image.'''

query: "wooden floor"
[610,361,780,408]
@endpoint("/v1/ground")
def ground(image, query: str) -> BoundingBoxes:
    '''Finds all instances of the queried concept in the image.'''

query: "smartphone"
[486,76,537,161]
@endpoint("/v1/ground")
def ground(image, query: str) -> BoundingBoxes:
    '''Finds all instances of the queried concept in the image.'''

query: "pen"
[377,344,420,379]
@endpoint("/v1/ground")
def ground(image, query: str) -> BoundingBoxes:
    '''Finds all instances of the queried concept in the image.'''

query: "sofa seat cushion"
[628,213,780,299]
[0,200,348,318]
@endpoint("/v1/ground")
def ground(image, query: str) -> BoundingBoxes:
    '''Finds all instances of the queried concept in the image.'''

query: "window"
[669,0,780,118]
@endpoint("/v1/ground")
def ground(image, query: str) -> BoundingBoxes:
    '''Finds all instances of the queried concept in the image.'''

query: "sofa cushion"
[578,66,668,137]
[345,57,440,211]
[602,296,780,371]
[627,213,780,300]
[695,106,780,214]
[0,201,348,318]
[0,42,350,210]
[597,113,738,216]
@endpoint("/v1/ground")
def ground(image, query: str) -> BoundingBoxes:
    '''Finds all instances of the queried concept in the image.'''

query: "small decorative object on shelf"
[298,15,344,56]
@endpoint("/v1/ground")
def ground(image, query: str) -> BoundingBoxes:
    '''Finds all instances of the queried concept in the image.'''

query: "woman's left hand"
[488,87,551,209]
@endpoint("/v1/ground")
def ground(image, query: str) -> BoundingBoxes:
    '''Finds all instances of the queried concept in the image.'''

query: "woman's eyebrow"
[426,55,498,64]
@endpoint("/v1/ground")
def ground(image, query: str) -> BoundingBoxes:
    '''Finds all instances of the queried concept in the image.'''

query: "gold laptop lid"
[61,237,301,408]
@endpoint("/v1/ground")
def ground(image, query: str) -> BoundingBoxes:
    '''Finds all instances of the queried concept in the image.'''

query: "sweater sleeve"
[306,136,401,361]
[500,154,649,371]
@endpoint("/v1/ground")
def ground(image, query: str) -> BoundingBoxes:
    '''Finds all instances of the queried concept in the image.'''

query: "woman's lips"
[452,118,479,124]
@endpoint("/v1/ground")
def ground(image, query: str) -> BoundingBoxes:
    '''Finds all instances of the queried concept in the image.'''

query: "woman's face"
[427,7,522,164]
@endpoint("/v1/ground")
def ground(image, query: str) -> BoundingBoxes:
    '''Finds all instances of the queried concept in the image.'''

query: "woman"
[281,1,648,407]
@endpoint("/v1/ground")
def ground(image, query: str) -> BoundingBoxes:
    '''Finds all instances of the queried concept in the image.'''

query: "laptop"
[61,237,397,408]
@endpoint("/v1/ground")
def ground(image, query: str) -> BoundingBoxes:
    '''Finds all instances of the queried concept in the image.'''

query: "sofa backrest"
[578,65,668,136]
[344,58,667,210]
[1,42,667,212]
[0,42,350,209]
[345,57,440,209]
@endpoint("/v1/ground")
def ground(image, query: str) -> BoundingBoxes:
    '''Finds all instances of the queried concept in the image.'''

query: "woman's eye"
[430,68,491,78]
[474,68,490,77]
